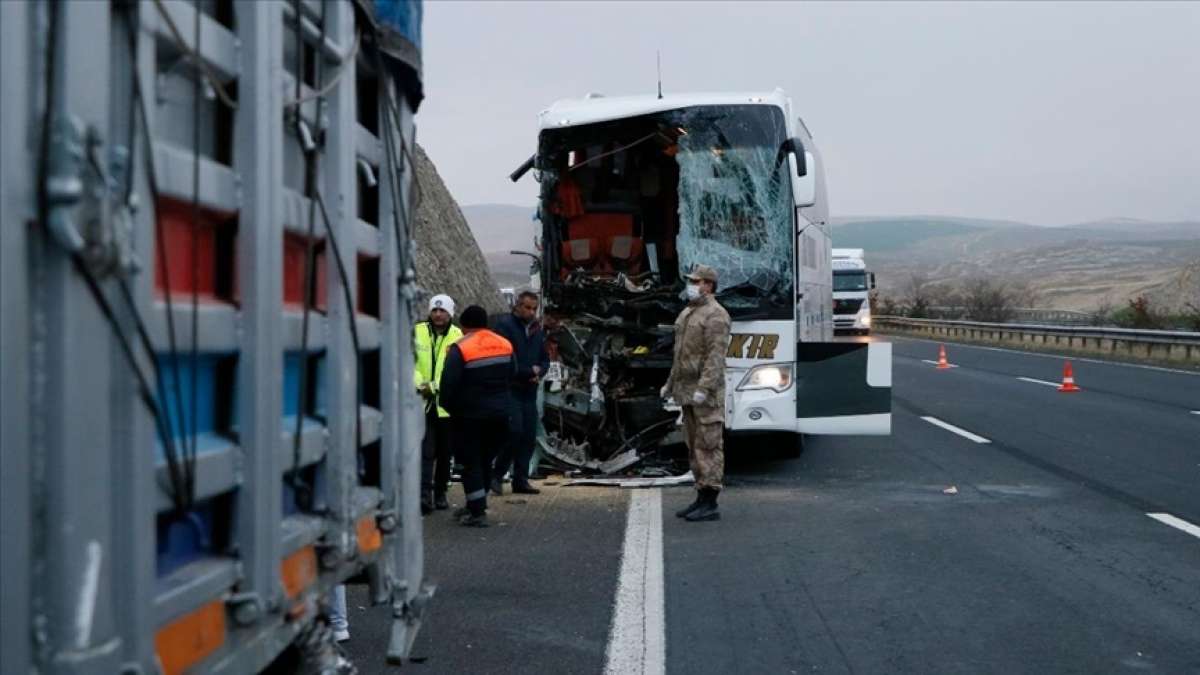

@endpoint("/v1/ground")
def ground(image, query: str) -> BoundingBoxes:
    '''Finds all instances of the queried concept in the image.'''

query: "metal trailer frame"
[0,1,429,672]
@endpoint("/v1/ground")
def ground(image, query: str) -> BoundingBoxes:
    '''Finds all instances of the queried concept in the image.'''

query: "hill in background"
[460,204,540,287]
[458,203,1200,312]
[833,216,1200,311]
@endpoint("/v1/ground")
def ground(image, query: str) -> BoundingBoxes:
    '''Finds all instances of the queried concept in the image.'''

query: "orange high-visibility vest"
[456,329,514,365]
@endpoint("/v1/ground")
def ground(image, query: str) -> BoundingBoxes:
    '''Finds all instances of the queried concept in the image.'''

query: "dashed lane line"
[604,489,665,675]
[1147,513,1200,540]
[1016,376,1061,388]
[890,336,1200,376]
[920,416,992,444]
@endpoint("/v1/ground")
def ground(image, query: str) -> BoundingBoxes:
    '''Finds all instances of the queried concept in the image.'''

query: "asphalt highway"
[345,336,1200,674]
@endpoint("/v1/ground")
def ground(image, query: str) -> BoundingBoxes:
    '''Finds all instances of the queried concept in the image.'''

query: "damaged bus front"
[513,91,891,473]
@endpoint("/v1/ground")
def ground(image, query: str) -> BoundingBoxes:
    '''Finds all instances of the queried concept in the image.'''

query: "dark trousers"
[455,415,507,515]
[493,395,538,487]
[420,409,453,495]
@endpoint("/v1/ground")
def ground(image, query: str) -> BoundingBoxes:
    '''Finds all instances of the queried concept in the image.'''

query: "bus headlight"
[736,364,793,393]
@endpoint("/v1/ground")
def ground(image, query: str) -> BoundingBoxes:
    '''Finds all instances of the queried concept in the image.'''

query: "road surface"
[344,336,1200,674]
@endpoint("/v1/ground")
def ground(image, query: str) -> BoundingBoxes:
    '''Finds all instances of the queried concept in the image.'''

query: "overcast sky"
[416,1,1200,226]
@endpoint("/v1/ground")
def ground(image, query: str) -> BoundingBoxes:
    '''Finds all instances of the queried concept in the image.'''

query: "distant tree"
[1111,295,1165,329]
[875,292,900,317]
[961,277,1017,323]
[1090,297,1116,327]
[1182,302,1200,332]
[904,273,932,318]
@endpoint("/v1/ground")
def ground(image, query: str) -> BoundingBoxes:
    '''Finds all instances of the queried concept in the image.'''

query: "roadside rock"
[412,144,506,315]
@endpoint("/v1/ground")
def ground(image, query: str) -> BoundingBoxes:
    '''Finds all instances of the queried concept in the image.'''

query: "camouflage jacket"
[665,293,731,421]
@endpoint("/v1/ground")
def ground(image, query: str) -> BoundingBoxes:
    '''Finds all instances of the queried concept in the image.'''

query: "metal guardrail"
[874,316,1200,365]
[924,307,1095,327]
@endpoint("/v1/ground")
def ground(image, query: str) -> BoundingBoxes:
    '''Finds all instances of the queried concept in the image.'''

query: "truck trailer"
[511,90,892,471]
[1,1,429,672]
[832,248,876,335]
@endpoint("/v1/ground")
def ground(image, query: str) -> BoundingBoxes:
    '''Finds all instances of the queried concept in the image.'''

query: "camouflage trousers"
[682,405,724,490]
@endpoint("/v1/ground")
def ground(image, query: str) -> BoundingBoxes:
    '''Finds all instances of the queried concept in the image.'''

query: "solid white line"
[1017,376,1060,388]
[891,336,1200,376]
[921,359,959,368]
[1190,411,1200,416]
[604,489,665,675]
[921,416,991,444]
[1147,513,1200,540]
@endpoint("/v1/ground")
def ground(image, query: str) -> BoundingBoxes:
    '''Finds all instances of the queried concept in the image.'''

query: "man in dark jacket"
[491,291,550,496]
[439,305,515,527]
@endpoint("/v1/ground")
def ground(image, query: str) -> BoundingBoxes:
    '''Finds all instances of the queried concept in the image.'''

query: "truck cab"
[513,90,891,469]
[832,248,875,335]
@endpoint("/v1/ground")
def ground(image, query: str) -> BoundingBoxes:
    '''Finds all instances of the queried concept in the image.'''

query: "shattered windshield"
[670,105,793,311]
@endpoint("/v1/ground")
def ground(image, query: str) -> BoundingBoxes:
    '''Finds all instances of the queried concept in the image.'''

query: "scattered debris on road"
[564,471,695,488]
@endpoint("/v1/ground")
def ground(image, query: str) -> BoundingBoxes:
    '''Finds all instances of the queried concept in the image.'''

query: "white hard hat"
[429,294,456,316]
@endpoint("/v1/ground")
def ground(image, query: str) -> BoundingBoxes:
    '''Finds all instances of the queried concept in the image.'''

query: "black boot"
[675,492,703,518]
[512,482,541,495]
[685,488,720,522]
[434,492,449,510]
[420,489,434,515]
[489,478,504,497]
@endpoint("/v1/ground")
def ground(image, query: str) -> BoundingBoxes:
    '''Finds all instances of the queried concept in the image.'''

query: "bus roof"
[537,90,792,131]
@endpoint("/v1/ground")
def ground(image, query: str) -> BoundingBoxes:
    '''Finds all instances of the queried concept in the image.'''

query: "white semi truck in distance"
[832,248,876,335]
[510,90,892,468]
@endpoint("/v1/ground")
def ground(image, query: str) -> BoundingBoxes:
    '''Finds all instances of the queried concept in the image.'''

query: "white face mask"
[685,283,702,300]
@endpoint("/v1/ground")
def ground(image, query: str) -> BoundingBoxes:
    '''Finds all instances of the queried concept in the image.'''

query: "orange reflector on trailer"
[280,545,318,600]
[357,515,382,554]
[155,599,226,675]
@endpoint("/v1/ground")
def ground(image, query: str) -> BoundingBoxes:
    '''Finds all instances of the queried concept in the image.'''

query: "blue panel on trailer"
[313,354,329,418]
[155,498,224,576]
[154,354,230,443]
[284,351,307,417]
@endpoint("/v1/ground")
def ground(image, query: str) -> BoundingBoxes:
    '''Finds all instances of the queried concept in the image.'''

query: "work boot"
[489,478,504,496]
[685,488,721,522]
[434,492,449,510]
[512,482,541,495]
[675,492,703,518]
[420,489,434,515]
[458,511,489,528]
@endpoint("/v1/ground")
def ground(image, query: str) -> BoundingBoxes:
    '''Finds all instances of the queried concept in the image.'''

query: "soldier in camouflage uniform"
[661,264,732,522]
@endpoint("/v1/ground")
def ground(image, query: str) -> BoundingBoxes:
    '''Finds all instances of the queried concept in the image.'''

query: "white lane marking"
[920,359,959,368]
[1017,376,1060,388]
[920,416,991,444]
[890,336,1200,377]
[1147,513,1200,540]
[1190,411,1200,416]
[604,489,665,675]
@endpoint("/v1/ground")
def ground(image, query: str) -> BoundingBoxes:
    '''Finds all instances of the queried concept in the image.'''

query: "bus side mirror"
[788,151,816,207]
[871,273,877,290]
[791,138,808,177]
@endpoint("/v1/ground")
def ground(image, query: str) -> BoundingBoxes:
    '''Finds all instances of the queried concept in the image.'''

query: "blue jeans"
[493,395,537,486]
[328,585,348,633]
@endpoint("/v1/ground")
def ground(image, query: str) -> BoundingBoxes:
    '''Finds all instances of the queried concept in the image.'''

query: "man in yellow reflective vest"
[415,294,463,514]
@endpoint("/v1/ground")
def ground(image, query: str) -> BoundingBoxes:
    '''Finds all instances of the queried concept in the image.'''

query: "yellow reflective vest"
[413,321,463,417]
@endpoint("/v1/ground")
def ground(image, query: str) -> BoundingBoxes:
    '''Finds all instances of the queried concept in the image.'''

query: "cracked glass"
[671,105,793,301]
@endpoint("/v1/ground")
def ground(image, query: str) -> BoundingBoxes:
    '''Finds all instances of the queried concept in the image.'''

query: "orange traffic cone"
[936,344,951,370]
[1058,361,1081,392]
